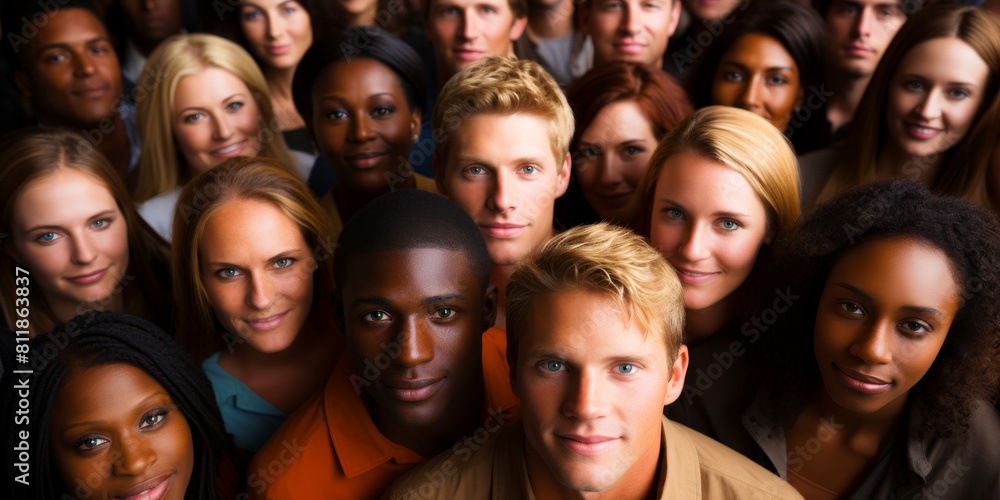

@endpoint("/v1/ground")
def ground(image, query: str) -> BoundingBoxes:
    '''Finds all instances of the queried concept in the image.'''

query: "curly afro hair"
[766,180,1000,438]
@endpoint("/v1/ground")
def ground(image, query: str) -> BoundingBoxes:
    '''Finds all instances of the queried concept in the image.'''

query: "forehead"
[895,37,988,83]
[430,0,514,11]
[448,112,560,167]
[580,100,657,142]
[723,34,796,68]
[51,363,169,426]
[826,236,961,311]
[15,169,117,225]
[655,152,764,211]
[517,289,668,364]
[341,247,478,300]
[199,198,308,257]
[27,8,108,54]
[313,58,404,101]
[174,67,254,109]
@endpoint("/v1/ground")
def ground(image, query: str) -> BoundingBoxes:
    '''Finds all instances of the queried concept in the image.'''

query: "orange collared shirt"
[246,327,519,499]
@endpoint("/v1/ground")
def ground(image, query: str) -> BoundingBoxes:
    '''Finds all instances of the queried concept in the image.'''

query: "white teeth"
[215,142,242,154]
[681,270,708,277]
[911,126,937,134]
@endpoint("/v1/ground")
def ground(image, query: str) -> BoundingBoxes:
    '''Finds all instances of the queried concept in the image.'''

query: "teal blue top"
[202,352,288,453]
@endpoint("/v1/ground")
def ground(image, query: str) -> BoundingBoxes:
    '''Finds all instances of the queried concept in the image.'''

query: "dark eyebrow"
[834,283,944,317]
[423,294,469,306]
[353,297,392,307]
[37,37,112,54]
[61,392,170,435]
[719,61,795,73]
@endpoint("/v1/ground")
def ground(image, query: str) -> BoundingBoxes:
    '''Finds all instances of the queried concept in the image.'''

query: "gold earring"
[412,132,420,143]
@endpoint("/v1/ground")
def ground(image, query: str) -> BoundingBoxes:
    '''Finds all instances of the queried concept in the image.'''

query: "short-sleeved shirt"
[202,352,288,453]
[383,416,803,499]
[246,329,519,500]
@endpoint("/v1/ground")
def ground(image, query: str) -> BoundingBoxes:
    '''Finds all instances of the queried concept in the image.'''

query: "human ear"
[663,344,688,406]
[482,284,498,329]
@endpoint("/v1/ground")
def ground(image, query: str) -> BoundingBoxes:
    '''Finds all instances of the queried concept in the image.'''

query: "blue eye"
[522,165,537,175]
[274,257,293,268]
[543,360,563,372]
[615,363,635,374]
[218,268,240,279]
[37,232,58,243]
[227,102,244,111]
[623,146,642,156]
[719,219,739,231]
[665,208,683,219]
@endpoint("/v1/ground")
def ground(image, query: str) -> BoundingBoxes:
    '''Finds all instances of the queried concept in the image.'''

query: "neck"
[528,0,574,39]
[876,140,944,186]
[50,288,124,324]
[812,386,905,450]
[827,72,871,132]
[373,374,485,458]
[683,295,734,343]
[266,67,295,101]
[335,174,417,222]
[490,264,514,330]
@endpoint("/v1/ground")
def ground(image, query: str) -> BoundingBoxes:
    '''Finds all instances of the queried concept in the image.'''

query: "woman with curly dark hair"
[1,311,240,499]
[732,180,1000,499]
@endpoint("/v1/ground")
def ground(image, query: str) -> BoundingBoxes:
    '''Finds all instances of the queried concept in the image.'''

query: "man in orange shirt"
[246,189,519,499]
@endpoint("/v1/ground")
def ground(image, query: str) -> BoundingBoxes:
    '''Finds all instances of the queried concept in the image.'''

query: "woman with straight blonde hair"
[637,106,800,438]
[0,129,171,338]
[134,33,299,242]
[812,4,1000,213]
[172,156,342,452]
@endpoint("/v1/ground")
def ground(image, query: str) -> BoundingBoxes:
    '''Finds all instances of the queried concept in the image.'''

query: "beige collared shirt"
[383,415,803,499]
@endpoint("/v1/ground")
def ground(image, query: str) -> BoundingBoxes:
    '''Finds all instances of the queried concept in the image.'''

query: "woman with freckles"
[636,106,800,439]
[1,311,238,500]
[810,5,1000,213]
[731,181,1000,499]
[0,129,171,338]
[171,156,342,453]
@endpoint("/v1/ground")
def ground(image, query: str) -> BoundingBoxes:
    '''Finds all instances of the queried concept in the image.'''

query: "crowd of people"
[1,0,999,498]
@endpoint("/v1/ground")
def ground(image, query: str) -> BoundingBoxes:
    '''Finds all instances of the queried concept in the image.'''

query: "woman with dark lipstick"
[172,156,342,453]
[737,180,1000,499]
[1,311,238,500]
[810,5,1000,214]
[291,27,439,238]
[0,129,171,338]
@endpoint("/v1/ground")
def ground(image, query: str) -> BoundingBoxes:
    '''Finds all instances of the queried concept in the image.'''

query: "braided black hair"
[1,311,232,499]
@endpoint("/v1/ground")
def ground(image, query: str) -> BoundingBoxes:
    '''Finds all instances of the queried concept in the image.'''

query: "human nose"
[74,50,97,78]
[676,223,711,262]
[246,272,275,310]
[395,317,434,366]
[111,432,156,477]
[562,370,606,420]
[596,154,622,186]
[736,76,763,112]
[915,89,943,121]
[347,114,375,143]
[70,233,98,265]
[849,321,893,365]
[853,7,873,39]
[266,12,284,40]
[486,171,515,214]
[213,114,235,142]
[618,3,642,35]
[460,10,478,40]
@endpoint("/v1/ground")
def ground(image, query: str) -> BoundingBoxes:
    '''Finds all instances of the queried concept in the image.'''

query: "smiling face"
[825,0,906,78]
[310,58,421,193]
[49,363,194,500]
[813,236,961,418]
[648,152,770,312]
[438,113,572,267]
[711,33,804,132]
[8,169,129,323]
[172,67,263,178]
[515,288,686,495]
[239,0,313,72]
[574,100,658,223]
[15,8,123,128]
[581,0,680,69]
[425,0,528,79]
[884,37,990,160]
[199,198,316,354]
[338,248,495,429]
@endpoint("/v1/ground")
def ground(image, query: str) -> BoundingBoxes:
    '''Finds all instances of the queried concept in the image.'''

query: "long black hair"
[1,311,232,499]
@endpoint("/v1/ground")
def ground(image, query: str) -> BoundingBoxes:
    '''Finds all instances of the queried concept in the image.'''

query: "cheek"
[711,82,736,106]
[719,234,763,275]
[649,222,681,256]
[204,281,243,320]
[574,160,600,189]
[622,157,649,188]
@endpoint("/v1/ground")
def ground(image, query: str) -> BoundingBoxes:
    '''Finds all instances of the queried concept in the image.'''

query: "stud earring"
[412,132,420,143]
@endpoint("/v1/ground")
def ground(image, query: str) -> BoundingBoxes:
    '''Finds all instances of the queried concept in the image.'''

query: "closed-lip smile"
[115,471,174,500]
